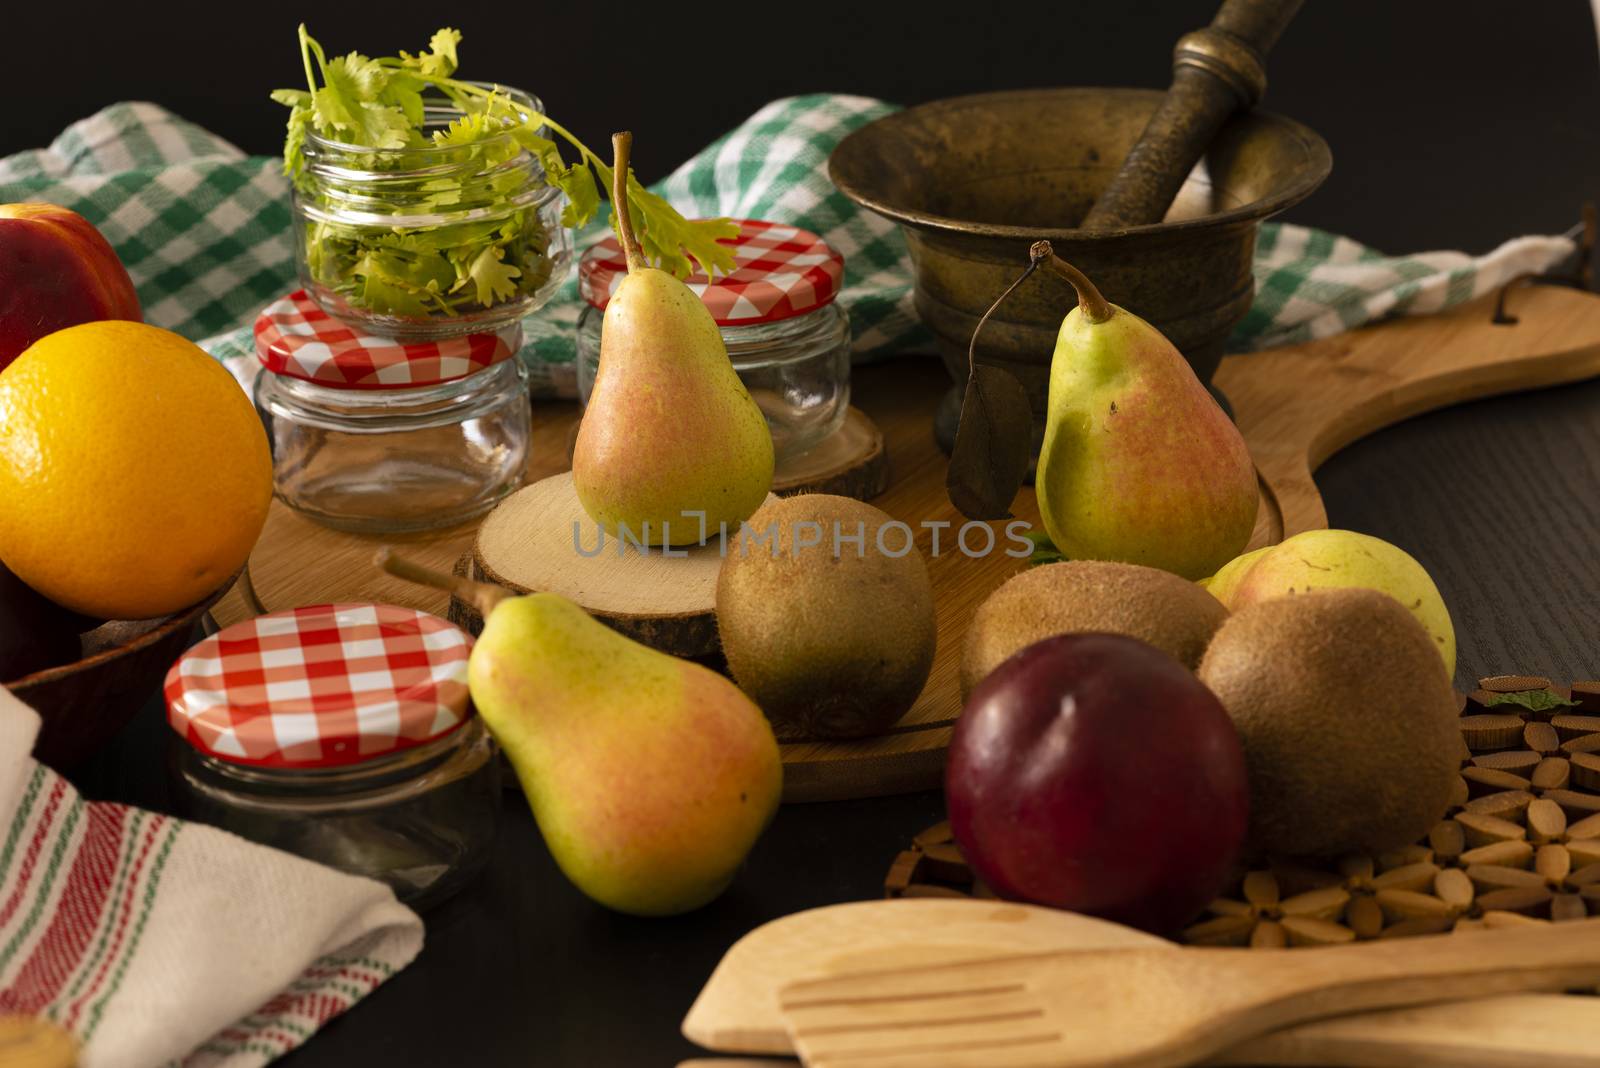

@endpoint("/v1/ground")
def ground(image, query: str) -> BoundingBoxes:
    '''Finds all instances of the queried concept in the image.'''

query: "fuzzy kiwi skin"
[1198,587,1460,860]
[961,561,1229,699]
[716,495,936,741]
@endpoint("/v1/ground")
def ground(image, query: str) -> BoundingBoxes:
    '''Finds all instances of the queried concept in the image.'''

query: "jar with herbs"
[289,85,572,341]
[165,604,498,911]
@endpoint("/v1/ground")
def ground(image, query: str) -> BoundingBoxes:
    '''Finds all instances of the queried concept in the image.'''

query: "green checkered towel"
[0,96,1575,397]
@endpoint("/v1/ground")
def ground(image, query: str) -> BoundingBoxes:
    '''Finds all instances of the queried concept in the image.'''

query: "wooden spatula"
[686,899,1600,1066]
[779,917,1600,1068]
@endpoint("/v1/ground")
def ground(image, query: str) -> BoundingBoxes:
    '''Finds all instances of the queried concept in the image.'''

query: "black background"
[6,0,1600,254]
[41,1,1600,1064]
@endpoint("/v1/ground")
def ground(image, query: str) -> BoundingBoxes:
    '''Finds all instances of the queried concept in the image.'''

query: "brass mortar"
[828,88,1331,434]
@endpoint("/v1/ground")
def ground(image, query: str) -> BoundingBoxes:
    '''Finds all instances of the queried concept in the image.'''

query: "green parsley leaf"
[1481,689,1579,712]
[455,246,522,306]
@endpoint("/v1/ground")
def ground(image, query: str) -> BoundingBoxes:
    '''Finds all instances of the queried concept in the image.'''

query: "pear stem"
[1029,240,1114,324]
[374,548,514,619]
[611,131,645,273]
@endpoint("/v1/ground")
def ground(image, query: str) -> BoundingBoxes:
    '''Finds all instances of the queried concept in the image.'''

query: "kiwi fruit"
[1198,587,1460,860]
[961,560,1228,698]
[716,494,935,741]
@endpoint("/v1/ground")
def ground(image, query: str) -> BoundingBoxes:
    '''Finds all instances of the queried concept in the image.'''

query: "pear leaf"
[1023,528,1068,567]
[947,363,1032,520]
[1481,689,1578,712]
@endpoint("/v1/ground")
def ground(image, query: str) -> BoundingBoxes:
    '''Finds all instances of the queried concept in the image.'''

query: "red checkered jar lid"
[164,604,474,769]
[579,219,845,326]
[254,290,520,389]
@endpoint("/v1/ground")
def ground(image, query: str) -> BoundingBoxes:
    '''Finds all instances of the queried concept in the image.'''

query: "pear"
[378,552,782,916]
[1205,529,1456,676]
[572,132,773,547]
[1034,254,1258,581]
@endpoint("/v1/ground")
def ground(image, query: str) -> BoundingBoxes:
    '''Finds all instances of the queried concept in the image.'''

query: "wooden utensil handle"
[1232,918,1600,1017]
[1081,0,1304,230]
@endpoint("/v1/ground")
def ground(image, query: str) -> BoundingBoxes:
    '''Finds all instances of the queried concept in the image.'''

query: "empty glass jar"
[253,291,529,533]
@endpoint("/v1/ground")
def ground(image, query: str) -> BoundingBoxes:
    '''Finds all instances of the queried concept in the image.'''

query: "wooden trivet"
[887,675,1600,946]
[566,405,889,500]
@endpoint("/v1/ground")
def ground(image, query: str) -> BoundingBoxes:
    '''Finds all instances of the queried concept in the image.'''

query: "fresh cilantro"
[1482,689,1579,712]
[272,25,735,320]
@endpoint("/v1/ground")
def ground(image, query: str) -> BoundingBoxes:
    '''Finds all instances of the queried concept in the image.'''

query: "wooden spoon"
[778,915,1600,1068]
[684,900,1600,1066]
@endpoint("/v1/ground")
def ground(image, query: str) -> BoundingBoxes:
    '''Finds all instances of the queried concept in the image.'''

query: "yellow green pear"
[572,132,773,547]
[1034,256,1258,581]
[1203,529,1456,676]
[469,590,782,916]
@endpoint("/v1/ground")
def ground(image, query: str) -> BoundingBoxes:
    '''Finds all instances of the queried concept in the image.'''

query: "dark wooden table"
[71,352,1600,1066]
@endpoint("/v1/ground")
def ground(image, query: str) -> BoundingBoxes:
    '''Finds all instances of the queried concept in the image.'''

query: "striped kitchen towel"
[0,688,422,1068]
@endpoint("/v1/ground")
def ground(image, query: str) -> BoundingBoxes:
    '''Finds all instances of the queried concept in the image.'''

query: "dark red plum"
[946,632,1248,935]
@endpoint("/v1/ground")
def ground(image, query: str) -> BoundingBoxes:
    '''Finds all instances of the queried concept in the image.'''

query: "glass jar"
[166,604,496,912]
[574,219,851,463]
[253,292,530,534]
[292,86,573,340]
[174,720,500,911]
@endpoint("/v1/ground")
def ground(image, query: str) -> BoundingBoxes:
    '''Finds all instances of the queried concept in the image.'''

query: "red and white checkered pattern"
[164,604,474,769]
[254,290,519,389]
[579,218,845,326]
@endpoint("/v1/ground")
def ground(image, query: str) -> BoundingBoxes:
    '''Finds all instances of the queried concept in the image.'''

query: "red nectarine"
[0,203,141,370]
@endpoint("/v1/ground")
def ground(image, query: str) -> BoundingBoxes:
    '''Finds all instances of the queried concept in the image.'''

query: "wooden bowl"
[4,574,238,769]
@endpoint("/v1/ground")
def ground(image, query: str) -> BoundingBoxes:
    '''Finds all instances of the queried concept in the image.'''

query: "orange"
[0,321,272,619]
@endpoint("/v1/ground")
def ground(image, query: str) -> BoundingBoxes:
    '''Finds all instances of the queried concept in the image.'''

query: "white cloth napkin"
[0,688,423,1068]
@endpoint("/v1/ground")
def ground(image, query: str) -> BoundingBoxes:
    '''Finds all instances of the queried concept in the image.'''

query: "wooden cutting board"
[214,284,1600,802]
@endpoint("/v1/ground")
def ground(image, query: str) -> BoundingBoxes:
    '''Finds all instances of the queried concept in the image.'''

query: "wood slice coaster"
[466,472,772,659]
[565,406,889,501]
[888,677,1600,947]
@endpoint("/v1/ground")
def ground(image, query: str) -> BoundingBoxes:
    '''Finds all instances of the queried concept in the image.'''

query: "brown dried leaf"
[946,363,1032,520]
